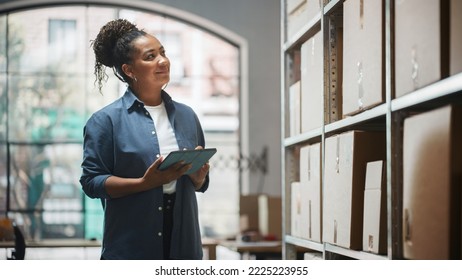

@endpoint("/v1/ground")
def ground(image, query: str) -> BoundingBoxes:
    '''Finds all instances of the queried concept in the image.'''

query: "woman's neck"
[132,85,163,106]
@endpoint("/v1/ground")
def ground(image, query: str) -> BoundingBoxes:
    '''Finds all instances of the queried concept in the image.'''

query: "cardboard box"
[301,31,323,133]
[291,181,302,238]
[289,81,301,137]
[300,143,322,242]
[286,0,322,39]
[451,0,462,75]
[258,195,282,240]
[240,194,282,240]
[342,0,385,116]
[323,130,386,250]
[402,105,462,259]
[362,160,387,255]
[395,0,450,98]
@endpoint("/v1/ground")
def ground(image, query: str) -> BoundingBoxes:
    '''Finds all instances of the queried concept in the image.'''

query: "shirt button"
[152,131,156,135]
[158,232,162,236]
[158,206,162,211]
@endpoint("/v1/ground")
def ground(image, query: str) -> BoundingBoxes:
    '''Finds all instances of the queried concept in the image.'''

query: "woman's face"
[126,34,170,88]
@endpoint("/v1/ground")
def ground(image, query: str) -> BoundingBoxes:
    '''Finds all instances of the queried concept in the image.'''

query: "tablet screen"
[158,148,217,175]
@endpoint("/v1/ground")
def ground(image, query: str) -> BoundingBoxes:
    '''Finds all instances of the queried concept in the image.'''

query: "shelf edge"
[283,127,323,147]
[285,235,324,252]
[324,243,389,260]
[283,13,322,51]
[324,103,387,134]
[324,0,343,16]
[391,73,462,112]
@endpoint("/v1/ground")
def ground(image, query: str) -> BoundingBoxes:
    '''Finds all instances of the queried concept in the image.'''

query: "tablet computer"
[158,148,217,175]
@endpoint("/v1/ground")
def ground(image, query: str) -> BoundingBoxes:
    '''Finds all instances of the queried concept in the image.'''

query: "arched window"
[0,2,244,242]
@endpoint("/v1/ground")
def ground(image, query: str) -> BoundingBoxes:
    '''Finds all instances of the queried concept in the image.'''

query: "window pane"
[0,144,6,214]
[8,7,86,74]
[0,15,6,72]
[84,196,103,240]
[48,19,77,64]
[119,9,166,34]
[85,73,125,118]
[84,7,118,75]
[9,211,84,240]
[8,74,86,142]
[8,144,83,239]
[8,144,82,209]
[0,74,6,141]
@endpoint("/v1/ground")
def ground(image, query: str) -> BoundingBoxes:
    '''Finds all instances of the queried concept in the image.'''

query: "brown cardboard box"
[403,105,462,259]
[300,143,322,242]
[286,0,323,39]
[301,31,323,133]
[240,195,259,233]
[240,194,282,240]
[323,130,386,250]
[258,195,282,240]
[451,0,462,75]
[342,0,385,116]
[395,0,450,98]
[362,160,387,255]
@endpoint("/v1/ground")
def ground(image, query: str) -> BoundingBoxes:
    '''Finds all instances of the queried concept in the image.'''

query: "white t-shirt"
[145,101,179,194]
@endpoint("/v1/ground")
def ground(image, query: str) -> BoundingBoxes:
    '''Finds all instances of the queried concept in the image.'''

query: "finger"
[172,160,188,170]
[179,163,192,173]
[152,155,164,168]
[195,145,204,150]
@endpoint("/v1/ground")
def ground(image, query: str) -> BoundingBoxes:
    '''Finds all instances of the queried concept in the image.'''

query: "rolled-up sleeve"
[80,113,113,200]
[195,175,209,193]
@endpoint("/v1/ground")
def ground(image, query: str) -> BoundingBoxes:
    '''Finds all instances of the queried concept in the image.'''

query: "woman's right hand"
[104,157,191,199]
[141,156,192,187]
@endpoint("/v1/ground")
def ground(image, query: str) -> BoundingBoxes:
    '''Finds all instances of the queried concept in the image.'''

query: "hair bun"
[92,19,139,67]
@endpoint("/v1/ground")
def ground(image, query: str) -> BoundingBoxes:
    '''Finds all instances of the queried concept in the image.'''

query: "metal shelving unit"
[281,0,462,260]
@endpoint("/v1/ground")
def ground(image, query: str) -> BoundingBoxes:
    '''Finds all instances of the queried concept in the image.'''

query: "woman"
[80,19,210,260]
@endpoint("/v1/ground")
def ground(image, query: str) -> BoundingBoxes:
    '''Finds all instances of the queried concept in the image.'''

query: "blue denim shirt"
[80,88,208,260]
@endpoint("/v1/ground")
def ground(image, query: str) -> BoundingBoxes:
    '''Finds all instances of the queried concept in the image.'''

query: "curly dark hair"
[91,19,147,93]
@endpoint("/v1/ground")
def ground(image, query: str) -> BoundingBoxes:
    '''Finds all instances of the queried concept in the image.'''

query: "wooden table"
[202,238,218,260]
[219,240,282,260]
[0,239,101,248]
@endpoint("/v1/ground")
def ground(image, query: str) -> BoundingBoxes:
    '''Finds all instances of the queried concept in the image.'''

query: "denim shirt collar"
[122,87,176,125]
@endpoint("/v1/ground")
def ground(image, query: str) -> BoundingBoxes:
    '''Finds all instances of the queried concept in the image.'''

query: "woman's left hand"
[188,146,210,190]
